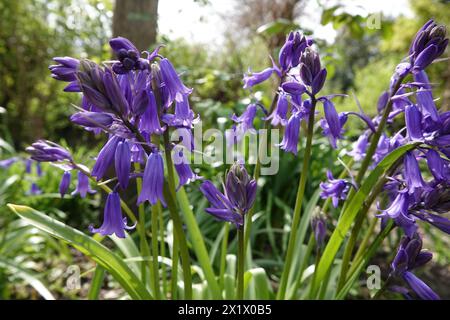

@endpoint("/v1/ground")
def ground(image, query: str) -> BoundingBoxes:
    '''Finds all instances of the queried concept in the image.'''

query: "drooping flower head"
[320,170,350,208]
[90,191,135,238]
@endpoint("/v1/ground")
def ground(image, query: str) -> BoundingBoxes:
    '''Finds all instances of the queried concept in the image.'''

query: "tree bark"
[113,0,159,51]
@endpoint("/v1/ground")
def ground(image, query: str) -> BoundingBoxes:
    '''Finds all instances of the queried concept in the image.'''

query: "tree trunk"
[113,0,159,51]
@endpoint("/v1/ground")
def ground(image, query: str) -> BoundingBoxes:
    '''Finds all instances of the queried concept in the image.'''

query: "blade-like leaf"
[7,204,152,300]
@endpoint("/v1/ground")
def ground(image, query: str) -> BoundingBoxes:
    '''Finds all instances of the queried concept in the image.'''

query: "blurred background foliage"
[0,0,449,299]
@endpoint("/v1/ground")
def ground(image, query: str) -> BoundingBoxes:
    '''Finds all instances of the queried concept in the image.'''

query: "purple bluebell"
[409,20,448,72]
[26,140,72,162]
[109,37,149,74]
[173,149,200,189]
[36,162,42,177]
[266,93,288,126]
[405,104,423,141]
[25,159,32,174]
[348,132,369,161]
[390,235,440,300]
[231,103,257,135]
[0,157,18,169]
[137,151,166,206]
[158,58,192,105]
[71,171,96,198]
[70,111,114,129]
[49,56,80,92]
[243,67,274,89]
[299,48,327,94]
[378,191,417,237]
[92,136,121,181]
[412,211,450,234]
[28,183,42,195]
[90,191,134,238]
[320,171,350,208]
[200,163,256,228]
[425,149,445,181]
[278,111,301,154]
[131,89,149,116]
[103,68,130,115]
[115,141,131,189]
[404,152,427,196]
[311,215,327,249]
[59,171,71,198]
[281,82,306,95]
[162,94,197,128]
[413,70,440,123]
[139,91,165,135]
[279,31,312,72]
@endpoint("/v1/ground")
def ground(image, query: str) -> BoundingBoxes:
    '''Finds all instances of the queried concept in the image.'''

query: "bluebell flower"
[409,20,448,73]
[200,163,256,228]
[137,151,166,206]
[90,191,135,238]
[425,149,445,182]
[413,70,440,123]
[243,67,274,89]
[71,171,96,198]
[115,141,131,189]
[311,215,327,249]
[377,191,417,237]
[278,111,301,154]
[320,170,350,208]
[348,132,369,161]
[49,56,80,92]
[404,152,428,196]
[109,37,149,74]
[59,171,71,198]
[265,93,288,126]
[279,31,312,72]
[173,149,200,189]
[92,136,121,181]
[162,94,197,128]
[390,235,439,300]
[158,58,192,106]
[26,140,72,163]
[405,104,423,141]
[138,91,165,135]
[28,183,42,195]
[0,157,18,169]
[70,111,115,129]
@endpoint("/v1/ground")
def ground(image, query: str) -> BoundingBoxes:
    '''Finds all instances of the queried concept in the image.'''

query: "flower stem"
[237,225,245,300]
[220,223,230,290]
[171,232,179,299]
[162,130,193,300]
[151,203,161,299]
[277,97,316,300]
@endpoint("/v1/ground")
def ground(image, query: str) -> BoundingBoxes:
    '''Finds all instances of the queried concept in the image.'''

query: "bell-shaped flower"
[137,151,166,206]
[115,141,131,189]
[71,171,96,198]
[59,171,71,198]
[92,136,121,181]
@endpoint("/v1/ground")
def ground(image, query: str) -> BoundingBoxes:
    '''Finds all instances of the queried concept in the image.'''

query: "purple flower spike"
[92,136,121,181]
[137,151,166,206]
[159,58,192,105]
[278,112,301,154]
[243,67,274,89]
[115,141,131,189]
[405,104,423,141]
[90,191,135,238]
[109,37,149,74]
[59,171,71,198]
[71,171,96,198]
[320,170,350,208]
[278,31,311,72]
[391,235,440,300]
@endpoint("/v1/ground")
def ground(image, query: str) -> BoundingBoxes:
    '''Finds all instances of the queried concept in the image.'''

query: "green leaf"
[311,143,417,295]
[88,265,105,300]
[0,257,55,300]
[7,204,153,300]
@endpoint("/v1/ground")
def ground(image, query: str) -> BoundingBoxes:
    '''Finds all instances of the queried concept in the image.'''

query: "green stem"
[163,131,192,300]
[151,203,161,299]
[159,207,167,297]
[171,232,179,299]
[220,223,230,290]
[352,216,378,264]
[277,97,316,300]
[237,225,245,300]
[372,276,391,300]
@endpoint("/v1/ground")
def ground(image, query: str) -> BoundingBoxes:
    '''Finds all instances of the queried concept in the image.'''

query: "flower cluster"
[28,37,200,238]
